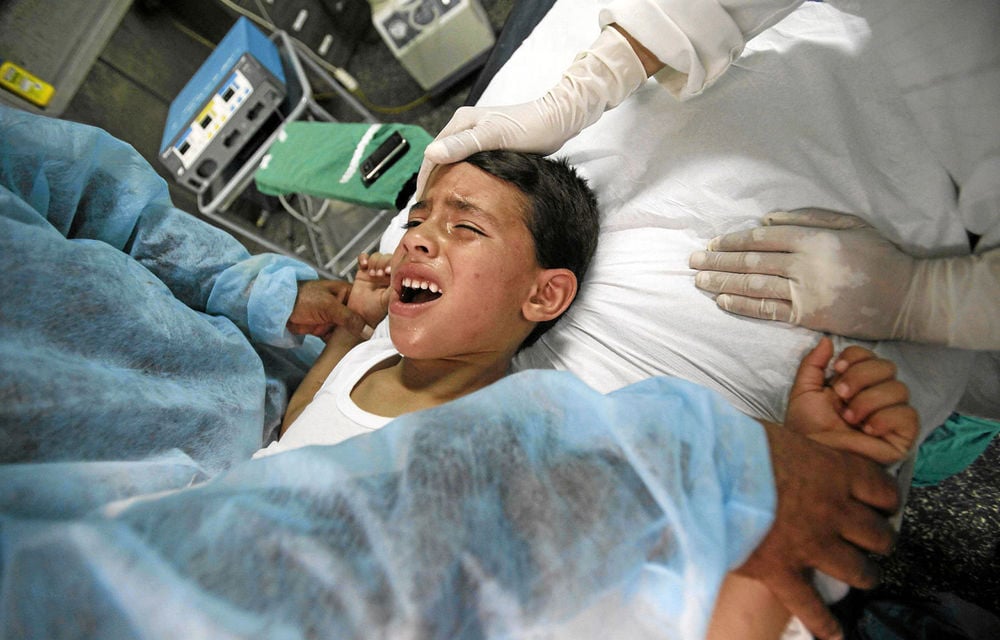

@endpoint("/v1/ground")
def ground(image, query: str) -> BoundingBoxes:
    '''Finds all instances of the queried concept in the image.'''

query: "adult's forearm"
[599,0,803,98]
[739,419,898,639]
[902,249,1000,349]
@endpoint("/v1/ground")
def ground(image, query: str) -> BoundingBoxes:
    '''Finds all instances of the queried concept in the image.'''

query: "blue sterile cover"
[0,369,776,639]
[1,104,321,471]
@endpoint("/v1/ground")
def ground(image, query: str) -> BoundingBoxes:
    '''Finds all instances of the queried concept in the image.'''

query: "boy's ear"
[523,268,578,322]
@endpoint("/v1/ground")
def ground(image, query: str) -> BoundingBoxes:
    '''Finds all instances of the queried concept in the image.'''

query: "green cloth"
[913,413,1000,487]
[254,122,431,210]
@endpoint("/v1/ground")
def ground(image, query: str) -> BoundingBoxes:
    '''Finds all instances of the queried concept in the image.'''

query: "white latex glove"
[688,208,1000,349]
[415,26,647,196]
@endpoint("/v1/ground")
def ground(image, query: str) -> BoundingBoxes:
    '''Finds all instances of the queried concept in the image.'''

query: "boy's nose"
[404,221,445,255]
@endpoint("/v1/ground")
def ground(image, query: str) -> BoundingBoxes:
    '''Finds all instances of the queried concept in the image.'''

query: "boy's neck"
[352,351,515,418]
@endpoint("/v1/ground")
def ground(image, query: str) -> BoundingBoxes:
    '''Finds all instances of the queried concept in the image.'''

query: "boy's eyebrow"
[409,192,506,226]
[444,194,502,226]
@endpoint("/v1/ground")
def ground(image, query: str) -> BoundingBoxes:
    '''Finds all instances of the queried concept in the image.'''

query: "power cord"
[210,0,432,115]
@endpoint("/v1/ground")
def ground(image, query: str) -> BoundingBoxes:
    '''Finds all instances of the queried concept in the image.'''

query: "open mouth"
[399,277,443,304]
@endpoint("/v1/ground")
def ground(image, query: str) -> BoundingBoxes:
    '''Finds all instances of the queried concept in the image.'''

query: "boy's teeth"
[401,277,442,294]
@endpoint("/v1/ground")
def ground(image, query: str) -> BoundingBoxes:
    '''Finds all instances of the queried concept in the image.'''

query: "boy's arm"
[280,252,394,434]
[281,328,365,434]
[785,338,918,465]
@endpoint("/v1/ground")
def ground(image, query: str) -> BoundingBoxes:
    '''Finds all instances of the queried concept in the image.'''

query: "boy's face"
[388,162,542,360]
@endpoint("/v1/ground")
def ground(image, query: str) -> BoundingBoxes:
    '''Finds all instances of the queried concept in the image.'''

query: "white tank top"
[254,335,397,458]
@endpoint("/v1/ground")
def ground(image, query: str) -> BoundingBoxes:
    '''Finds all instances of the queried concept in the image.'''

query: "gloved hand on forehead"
[688,208,1000,350]
[414,25,649,196]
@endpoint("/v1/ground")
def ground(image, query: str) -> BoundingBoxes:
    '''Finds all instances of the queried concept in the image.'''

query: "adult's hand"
[689,209,919,341]
[742,420,899,640]
[690,209,1000,349]
[287,279,369,341]
[415,25,649,196]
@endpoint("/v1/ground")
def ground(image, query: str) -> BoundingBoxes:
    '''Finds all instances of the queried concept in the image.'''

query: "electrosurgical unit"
[159,17,287,195]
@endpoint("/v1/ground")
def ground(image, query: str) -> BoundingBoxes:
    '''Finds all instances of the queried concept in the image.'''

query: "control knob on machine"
[410,0,437,26]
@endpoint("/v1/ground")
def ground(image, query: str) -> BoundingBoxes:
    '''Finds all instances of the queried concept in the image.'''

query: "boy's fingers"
[836,345,877,362]
[832,345,877,373]
[361,252,393,275]
[843,380,910,424]
[807,430,902,466]
[863,405,919,450]
[832,358,899,400]
[791,337,834,397]
[357,252,392,277]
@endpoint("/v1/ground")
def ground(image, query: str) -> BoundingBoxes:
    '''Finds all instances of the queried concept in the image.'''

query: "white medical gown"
[599,0,804,98]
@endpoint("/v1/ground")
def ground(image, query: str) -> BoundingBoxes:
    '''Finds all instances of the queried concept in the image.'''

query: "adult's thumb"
[424,130,482,164]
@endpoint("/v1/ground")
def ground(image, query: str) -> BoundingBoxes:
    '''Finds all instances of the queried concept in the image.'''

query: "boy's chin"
[388,328,440,360]
[392,344,451,361]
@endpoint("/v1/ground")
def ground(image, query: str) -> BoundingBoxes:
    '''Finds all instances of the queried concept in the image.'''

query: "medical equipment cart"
[193,29,392,280]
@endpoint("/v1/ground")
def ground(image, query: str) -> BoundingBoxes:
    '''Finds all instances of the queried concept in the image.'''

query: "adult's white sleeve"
[903,248,1000,350]
[599,0,803,98]
[935,149,1000,350]
[959,150,1000,251]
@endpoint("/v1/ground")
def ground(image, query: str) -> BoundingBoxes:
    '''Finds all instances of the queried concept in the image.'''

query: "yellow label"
[0,62,55,108]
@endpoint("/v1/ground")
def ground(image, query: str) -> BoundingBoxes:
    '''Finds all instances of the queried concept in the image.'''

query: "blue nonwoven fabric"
[0,371,776,640]
[0,105,322,472]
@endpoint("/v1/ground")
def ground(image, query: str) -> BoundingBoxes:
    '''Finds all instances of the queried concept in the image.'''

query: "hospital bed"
[1,0,997,637]
[383,0,981,440]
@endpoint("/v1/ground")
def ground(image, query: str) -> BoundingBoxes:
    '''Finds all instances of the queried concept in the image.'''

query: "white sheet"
[383,1,978,437]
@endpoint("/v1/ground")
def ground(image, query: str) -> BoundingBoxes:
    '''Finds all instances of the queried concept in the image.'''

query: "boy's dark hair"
[463,150,599,349]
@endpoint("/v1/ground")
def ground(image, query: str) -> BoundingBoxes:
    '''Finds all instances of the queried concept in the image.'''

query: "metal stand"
[196,30,390,280]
